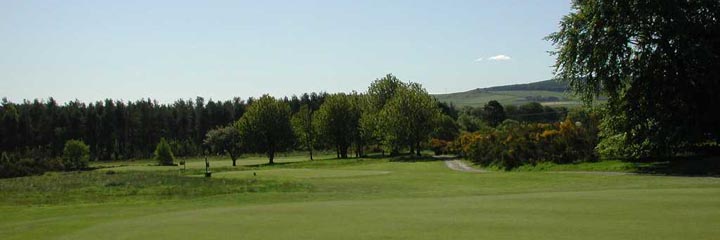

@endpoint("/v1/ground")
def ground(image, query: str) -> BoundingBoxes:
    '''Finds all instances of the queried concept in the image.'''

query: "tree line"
[1,72,585,172]
[203,74,581,169]
[204,74,444,165]
[1,73,601,177]
[0,93,328,161]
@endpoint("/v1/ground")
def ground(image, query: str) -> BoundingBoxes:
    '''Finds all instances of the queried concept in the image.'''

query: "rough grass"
[212,169,391,179]
[1,157,719,239]
[92,153,337,172]
[0,170,310,206]
[511,160,642,172]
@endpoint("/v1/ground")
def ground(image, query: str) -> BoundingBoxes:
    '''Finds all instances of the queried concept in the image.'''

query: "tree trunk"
[309,147,314,160]
[416,142,421,156]
[355,143,362,158]
[340,147,348,159]
[230,152,237,166]
[268,151,275,164]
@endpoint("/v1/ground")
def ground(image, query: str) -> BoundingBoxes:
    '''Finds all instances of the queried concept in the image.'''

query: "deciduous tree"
[204,125,243,166]
[236,95,294,164]
[380,83,441,156]
[314,94,360,158]
[483,100,506,127]
[547,0,720,158]
[292,105,316,160]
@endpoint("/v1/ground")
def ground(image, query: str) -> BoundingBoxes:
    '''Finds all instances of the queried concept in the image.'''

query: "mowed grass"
[1,156,719,239]
[58,188,720,240]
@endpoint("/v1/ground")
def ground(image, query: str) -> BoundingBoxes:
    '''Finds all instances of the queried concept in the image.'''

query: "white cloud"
[474,58,483,62]
[488,54,511,61]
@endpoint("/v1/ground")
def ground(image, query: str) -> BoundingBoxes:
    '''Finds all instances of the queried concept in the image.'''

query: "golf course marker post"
[204,156,211,177]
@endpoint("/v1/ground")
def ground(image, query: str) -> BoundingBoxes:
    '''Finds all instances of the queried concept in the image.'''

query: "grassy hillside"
[433,80,584,108]
[484,79,568,92]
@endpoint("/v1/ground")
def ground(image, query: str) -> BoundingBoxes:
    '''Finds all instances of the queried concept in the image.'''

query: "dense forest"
[0,93,328,161]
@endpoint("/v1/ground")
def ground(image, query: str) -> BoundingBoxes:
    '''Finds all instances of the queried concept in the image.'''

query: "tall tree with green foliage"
[236,95,294,164]
[204,124,243,166]
[547,0,720,158]
[348,93,368,157]
[292,104,316,160]
[154,138,175,166]
[432,115,460,141]
[483,100,506,127]
[457,113,488,133]
[362,74,407,155]
[0,102,20,152]
[314,93,361,159]
[367,74,404,110]
[380,83,442,156]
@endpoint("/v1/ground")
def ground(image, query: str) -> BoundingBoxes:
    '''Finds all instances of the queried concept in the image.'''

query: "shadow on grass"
[388,154,446,163]
[634,156,720,177]
[244,161,298,168]
[237,153,451,168]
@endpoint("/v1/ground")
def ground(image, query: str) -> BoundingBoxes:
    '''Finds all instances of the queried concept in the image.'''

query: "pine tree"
[154,138,175,166]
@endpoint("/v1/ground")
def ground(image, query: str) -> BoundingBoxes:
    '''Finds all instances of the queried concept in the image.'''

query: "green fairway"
[57,188,720,240]
[1,156,719,239]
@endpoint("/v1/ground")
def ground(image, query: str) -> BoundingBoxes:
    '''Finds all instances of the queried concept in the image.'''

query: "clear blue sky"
[1,0,571,103]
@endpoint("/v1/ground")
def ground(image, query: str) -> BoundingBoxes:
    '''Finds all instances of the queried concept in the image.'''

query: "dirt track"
[444,160,486,173]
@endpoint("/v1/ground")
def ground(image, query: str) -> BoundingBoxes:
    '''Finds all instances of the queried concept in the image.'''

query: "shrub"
[1,151,69,178]
[0,152,19,178]
[596,133,629,160]
[62,140,90,170]
[0,157,37,178]
[458,118,598,170]
[430,138,452,155]
[154,138,175,166]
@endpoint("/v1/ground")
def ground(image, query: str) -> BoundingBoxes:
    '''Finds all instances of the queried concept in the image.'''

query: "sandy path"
[444,160,486,173]
[445,159,637,176]
[442,158,633,175]
[546,171,636,176]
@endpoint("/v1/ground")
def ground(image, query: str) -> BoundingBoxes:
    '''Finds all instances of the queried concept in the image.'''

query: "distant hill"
[433,80,582,108]
[483,79,568,92]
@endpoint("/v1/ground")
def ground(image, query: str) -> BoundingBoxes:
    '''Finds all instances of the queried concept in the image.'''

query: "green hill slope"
[433,80,582,108]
